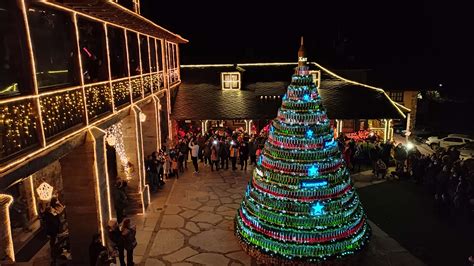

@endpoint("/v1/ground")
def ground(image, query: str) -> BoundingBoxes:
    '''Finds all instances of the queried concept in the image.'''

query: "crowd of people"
[337,134,474,220]
[143,127,267,188]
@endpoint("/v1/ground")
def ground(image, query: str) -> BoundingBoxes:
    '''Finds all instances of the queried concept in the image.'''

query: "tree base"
[237,233,370,266]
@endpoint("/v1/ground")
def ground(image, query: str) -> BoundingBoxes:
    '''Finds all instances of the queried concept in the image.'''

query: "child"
[163,152,170,181]
[171,157,179,179]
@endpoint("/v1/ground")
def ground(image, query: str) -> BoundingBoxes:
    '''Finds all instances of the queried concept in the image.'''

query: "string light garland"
[235,47,371,264]
[105,122,132,180]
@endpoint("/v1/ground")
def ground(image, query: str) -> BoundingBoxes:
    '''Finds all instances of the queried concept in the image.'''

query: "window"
[107,26,127,79]
[0,0,29,97]
[28,5,79,90]
[221,72,241,90]
[309,70,321,87]
[78,17,108,84]
[149,39,157,72]
[156,40,163,71]
[140,35,150,74]
[389,91,404,102]
[127,31,140,76]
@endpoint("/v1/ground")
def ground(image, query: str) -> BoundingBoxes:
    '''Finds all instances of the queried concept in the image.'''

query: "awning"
[44,0,188,43]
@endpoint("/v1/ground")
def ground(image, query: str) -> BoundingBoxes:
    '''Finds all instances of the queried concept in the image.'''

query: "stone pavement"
[128,163,425,266]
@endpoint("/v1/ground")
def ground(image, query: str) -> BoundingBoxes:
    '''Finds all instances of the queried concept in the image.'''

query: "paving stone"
[197,196,210,202]
[230,194,243,199]
[186,253,230,265]
[180,210,199,219]
[220,197,233,204]
[219,210,237,217]
[223,203,240,209]
[145,258,166,266]
[179,228,193,236]
[197,222,213,230]
[230,262,244,266]
[198,206,215,212]
[161,215,185,228]
[185,221,201,233]
[209,194,219,200]
[164,205,182,215]
[206,199,221,207]
[216,206,233,212]
[171,263,193,266]
[180,200,202,210]
[163,247,199,263]
[226,251,252,265]
[217,219,234,230]
[214,190,231,197]
[149,230,185,256]
[189,229,241,253]
[191,212,223,224]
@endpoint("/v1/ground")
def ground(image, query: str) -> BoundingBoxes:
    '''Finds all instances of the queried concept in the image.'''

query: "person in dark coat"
[219,140,229,170]
[121,218,137,266]
[89,233,107,266]
[239,139,249,170]
[249,138,257,166]
[107,219,125,266]
[43,206,61,263]
[112,181,128,223]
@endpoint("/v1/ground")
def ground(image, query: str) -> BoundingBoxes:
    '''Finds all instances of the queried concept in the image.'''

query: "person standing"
[210,145,219,171]
[220,140,230,170]
[121,219,137,266]
[239,138,249,170]
[107,219,125,266]
[249,138,257,166]
[189,140,200,173]
[203,141,211,166]
[112,181,128,223]
[229,142,239,171]
[43,206,61,264]
[89,233,107,266]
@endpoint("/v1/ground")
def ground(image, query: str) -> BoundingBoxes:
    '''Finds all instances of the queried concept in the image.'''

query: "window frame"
[27,4,80,91]
[221,72,241,90]
[389,91,404,102]
[77,16,109,84]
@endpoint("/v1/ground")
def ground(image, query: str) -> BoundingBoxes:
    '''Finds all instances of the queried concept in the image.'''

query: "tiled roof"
[172,64,406,121]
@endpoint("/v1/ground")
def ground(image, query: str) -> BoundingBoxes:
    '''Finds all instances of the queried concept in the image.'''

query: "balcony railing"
[40,88,85,140]
[0,71,179,164]
[169,68,180,85]
[143,75,152,96]
[112,78,131,108]
[85,82,113,121]
[0,99,40,160]
[130,75,143,100]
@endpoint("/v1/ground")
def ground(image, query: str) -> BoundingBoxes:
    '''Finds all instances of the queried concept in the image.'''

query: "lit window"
[389,91,404,102]
[309,70,321,87]
[221,72,241,90]
[28,5,79,90]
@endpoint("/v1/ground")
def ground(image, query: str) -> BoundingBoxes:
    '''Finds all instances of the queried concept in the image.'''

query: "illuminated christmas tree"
[235,38,371,264]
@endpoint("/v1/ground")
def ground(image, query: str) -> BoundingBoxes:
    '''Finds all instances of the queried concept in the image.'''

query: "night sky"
[142,0,474,94]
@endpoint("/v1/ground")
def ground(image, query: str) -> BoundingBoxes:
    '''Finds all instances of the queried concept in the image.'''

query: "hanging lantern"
[36,182,54,201]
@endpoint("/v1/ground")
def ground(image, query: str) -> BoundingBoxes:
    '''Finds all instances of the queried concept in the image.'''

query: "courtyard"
[125,165,423,266]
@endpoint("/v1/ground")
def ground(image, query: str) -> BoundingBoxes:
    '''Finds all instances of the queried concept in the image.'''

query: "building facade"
[0,0,185,263]
[173,62,408,142]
